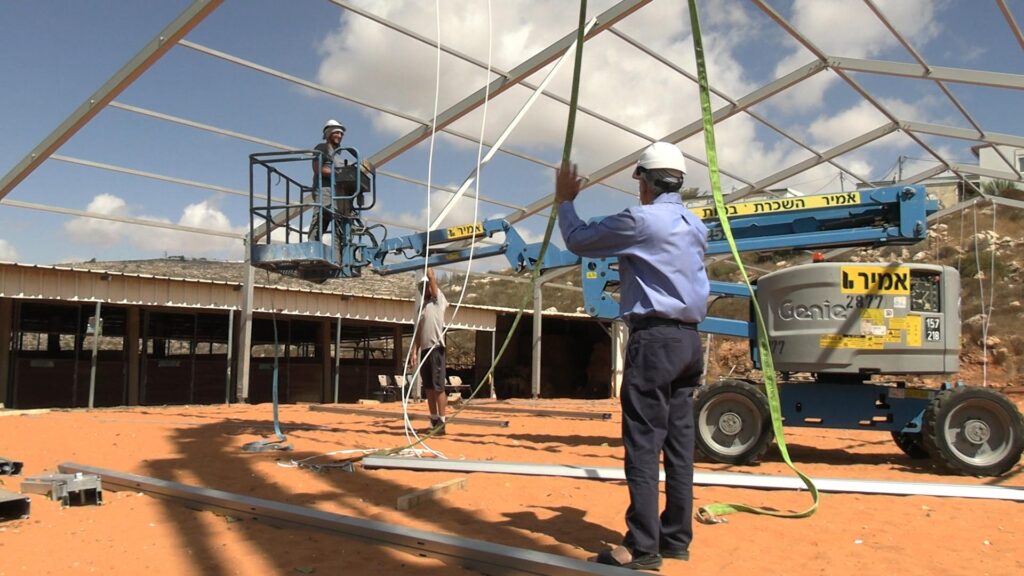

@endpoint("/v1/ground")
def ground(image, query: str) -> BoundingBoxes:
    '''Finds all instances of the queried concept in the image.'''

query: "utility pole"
[897,155,904,183]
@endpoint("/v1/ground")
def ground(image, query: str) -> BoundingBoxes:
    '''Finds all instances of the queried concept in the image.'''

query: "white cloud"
[0,239,18,261]
[63,194,244,258]
[770,0,942,113]
[316,0,756,174]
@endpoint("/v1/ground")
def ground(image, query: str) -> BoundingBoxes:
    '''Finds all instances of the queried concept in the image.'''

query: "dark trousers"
[620,324,702,555]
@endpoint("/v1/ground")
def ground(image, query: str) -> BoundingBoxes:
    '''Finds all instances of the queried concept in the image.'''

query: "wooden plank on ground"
[396,477,467,511]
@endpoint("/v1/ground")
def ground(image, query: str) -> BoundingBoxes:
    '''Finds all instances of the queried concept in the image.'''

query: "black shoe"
[659,547,689,561]
[428,419,446,436]
[595,548,662,571]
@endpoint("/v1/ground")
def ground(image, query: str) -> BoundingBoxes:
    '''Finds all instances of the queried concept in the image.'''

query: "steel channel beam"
[997,0,1024,51]
[0,198,243,239]
[863,1,1022,179]
[828,56,1024,90]
[609,27,871,187]
[0,0,223,200]
[51,154,256,200]
[366,0,652,168]
[460,403,612,420]
[309,404,509,428]
[751,1,989,195]
[902,121,1024,150]
[506,59,828,223]
[332,0,753,190]
[56,462,632,576]
[949,163,1023,182]
[361,457,1024,502]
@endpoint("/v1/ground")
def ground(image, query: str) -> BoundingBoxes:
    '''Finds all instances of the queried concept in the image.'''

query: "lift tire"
[890,431,930,459]
[921,387,1024,476]
[694,379,773,465]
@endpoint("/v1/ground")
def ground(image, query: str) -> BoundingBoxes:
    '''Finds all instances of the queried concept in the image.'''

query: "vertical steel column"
[490,330,497,400]
[334,320,342,403]
[126,307,140,406]
[87,301,102,409]
[237,260,254,402]
[0,298,12,408]
[225,308,234,404]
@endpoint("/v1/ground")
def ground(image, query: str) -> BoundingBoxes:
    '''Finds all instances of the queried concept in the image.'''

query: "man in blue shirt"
[556,141,710,570]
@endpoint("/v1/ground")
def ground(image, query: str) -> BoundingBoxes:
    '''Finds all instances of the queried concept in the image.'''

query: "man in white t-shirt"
[409,268,449,435]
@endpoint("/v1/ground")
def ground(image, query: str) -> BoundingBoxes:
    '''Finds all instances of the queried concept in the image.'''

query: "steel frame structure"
[1,0,1023,404]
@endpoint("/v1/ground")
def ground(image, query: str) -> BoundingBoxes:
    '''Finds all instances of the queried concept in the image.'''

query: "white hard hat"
[633,141,687,178]
[322,119,346,139]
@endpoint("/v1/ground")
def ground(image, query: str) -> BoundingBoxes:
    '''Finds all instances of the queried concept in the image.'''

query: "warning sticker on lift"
[819,335,885,350]
[692,191,859,220]
[890,315,923,346]
[840,265,911,295]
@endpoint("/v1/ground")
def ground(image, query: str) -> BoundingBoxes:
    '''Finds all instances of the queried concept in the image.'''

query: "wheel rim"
[942,397,1015,467]
[698,392,763,457]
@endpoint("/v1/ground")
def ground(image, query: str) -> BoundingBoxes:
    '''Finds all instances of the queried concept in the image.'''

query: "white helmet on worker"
[633,141,687,178]
[322,119,346,139]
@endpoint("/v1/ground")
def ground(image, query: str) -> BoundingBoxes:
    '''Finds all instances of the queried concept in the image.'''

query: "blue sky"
[1,0,1022,267]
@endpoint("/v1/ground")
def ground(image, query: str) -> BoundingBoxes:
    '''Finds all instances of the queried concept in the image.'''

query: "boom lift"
[249,147,1024,476]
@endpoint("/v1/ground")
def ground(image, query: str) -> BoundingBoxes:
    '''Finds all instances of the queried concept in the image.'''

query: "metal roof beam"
[0,0,223,200]
[828,56,1024,90]
[949,163,1023,182]
[505,59,828,223]
[902,121,1024,149]
[863,1,1021,179]
[729,122,899,198]
[51,154,256,200]
[368,0,653,167]
[752,1,984,195]
[609,27,871,187]
[0,199,243,239]
[330,0,753,190]
[997,0,1024,51]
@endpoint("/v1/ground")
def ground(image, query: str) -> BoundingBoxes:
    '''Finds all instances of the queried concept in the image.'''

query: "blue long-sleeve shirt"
[558,193,710,324]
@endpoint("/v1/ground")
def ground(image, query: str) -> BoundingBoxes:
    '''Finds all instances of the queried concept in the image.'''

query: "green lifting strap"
[687,0,818,522]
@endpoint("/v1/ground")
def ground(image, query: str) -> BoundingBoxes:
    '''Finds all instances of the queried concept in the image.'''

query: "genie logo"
[778,299,849,321]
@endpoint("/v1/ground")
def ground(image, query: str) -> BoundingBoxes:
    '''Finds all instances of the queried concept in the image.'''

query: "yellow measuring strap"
[688,0,818,523]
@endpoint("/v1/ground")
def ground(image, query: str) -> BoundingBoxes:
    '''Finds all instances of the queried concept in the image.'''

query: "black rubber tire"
[890,431,930,459]
[921,387,1024,476]
[694,379,773,465]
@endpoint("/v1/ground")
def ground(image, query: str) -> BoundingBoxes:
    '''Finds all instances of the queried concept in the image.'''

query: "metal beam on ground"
[308,404,509,428]
[0,0,223,200]
[461,403,612,420]
[56,462,633,576]
[361,457,1024,502]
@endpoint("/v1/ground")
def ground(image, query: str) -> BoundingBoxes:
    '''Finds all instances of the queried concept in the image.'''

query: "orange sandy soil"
[1,398,1022,576]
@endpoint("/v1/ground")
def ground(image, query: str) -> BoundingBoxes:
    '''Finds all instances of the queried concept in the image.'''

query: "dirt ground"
[1,398,1022,576]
